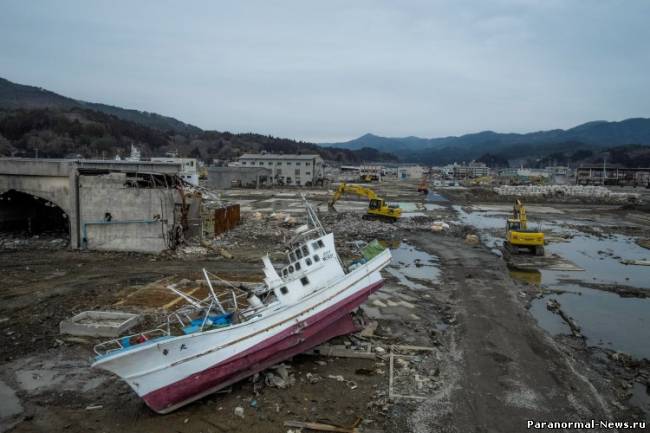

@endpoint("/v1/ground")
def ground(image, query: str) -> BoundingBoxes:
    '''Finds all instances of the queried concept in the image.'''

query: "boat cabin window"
[300,276,309,286]
[317,239,325,248]
[305,257,312,266]
[289,252,296,262]
[301,245,309,256]
[313,254,320,262]
[311,242,319,250]
[288,265,294,273]
[280,286,288,295]
[295,262,301,271]
[295,249,303,259]
[282,269,288,277]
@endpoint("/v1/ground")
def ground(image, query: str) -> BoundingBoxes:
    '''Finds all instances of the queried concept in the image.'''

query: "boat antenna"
[301,194,326,236]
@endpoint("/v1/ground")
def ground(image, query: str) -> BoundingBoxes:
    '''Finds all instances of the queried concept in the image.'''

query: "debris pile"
[0,233,68,250]
[494,185,640,203]
[388,345,439,400]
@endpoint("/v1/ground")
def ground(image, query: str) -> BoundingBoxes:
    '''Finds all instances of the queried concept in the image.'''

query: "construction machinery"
[328,183,401,222]
[504,199,545,256]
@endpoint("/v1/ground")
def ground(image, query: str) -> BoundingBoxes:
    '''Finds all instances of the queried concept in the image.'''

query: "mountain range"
[0,77,200,135]
[324,119,650,165]
[2,76,649,167]
[0,77,396,163]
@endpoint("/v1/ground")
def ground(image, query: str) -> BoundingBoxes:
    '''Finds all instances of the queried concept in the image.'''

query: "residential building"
[236,153,324,186]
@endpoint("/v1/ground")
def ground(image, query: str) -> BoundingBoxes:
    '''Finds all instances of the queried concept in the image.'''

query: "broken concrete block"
[59,311,142,337]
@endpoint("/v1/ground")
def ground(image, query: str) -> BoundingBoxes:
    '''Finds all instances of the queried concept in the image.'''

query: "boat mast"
[302,194,326,236]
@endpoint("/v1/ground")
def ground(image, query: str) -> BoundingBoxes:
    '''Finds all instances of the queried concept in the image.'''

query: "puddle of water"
[544,235,650,288]
[0,378,22,420]
[397,202,419,212]
[386,242,440,290]
[629,382,650,417]
[453,205,505,230]
[396,202,445,216]
[533,236,649,359]
[529,284,650,359]
[454,205,650,360]
[426,191,448,202]
[509,269,542,286]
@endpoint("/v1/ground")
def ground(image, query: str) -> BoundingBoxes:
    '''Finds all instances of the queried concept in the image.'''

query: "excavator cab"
[504,200,545,256]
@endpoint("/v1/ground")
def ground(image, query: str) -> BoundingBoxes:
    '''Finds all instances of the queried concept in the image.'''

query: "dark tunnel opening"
[0,190,70,243]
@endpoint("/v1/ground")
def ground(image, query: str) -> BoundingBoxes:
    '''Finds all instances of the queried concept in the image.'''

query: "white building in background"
[452,161,490,178]
[151,157,199,185]
[397,165,426,180]
[236,153,324,186]
[360,165,383,181]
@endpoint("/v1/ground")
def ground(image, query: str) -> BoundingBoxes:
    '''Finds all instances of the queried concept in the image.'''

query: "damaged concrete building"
[0,158,202,253]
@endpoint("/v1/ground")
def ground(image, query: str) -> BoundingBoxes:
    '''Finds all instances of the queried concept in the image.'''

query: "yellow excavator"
[328,182,401,222]
[505,199,545,256]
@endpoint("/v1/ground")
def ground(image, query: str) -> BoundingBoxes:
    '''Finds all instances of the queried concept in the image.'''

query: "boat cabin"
[262,232,345,305]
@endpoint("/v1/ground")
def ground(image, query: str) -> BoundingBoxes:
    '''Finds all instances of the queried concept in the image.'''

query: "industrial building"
[452,161,490,179]
[206,166,273,189]
[236,153,325,186]
[576,166,650,186]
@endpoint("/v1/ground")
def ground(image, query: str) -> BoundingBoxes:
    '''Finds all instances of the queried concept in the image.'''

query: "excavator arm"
[328,183,378,209]
[512,199,528,230]
[328,182,400,221]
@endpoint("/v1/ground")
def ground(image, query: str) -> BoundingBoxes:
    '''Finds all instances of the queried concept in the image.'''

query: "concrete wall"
[207,167,272,189]
[0,158,188,253]
[79,173,176,253]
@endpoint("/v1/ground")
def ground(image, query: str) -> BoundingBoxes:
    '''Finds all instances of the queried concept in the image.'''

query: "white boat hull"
[92,250,390,413]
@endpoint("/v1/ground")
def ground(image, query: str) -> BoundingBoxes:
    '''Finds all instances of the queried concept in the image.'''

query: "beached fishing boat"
[91,198,392,413]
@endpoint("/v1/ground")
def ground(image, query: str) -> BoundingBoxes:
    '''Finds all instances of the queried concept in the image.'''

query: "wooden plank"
[284,421,359,433]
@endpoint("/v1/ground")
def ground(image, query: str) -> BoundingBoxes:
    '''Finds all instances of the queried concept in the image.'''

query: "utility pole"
[603,157,607,185]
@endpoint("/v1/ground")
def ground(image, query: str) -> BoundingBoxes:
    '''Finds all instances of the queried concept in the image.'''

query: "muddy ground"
[1,180,649,432]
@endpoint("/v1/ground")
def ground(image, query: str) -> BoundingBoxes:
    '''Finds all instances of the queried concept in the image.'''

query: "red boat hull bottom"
[143,279,384,413]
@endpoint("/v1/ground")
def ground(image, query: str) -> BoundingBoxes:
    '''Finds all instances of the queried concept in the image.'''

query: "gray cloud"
[1,0,649,142]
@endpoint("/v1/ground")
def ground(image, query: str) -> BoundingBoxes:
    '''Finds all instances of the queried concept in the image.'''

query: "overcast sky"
[1,1,649,142]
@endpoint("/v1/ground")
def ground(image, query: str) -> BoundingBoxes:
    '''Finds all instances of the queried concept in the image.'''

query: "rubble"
[3,179,650,432]
[0,232,69,250]
[494,184,641,203]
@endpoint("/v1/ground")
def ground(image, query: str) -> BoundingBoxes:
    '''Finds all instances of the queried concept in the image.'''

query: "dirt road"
[405,234,621,432]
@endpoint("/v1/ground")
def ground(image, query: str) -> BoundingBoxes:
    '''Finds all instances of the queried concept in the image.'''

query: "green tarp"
[362,240,386,261]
